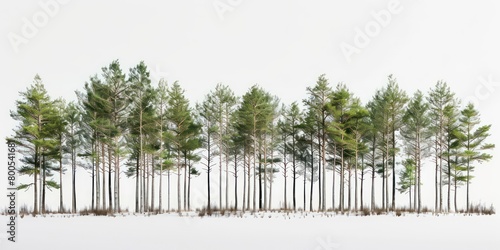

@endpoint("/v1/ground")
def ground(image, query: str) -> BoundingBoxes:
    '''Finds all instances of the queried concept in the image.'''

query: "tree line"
[9,60,495,215]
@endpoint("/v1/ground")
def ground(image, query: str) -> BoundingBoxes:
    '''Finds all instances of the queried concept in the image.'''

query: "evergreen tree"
[304,74,332,211]
[166,82,194,212]
[10,75,60,215]
[455,103,494,212]
[428,81,455,212]
[401,90,432,212]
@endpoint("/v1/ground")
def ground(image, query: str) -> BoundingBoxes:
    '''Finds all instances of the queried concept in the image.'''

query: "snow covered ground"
[1,212,499,250]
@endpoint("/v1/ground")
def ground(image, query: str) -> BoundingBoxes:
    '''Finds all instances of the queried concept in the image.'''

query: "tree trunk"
[42,153,46,214]
[234,153,238,210]
[151,154,155,212]
[108,146,112,211]
[167,169,171,212]
[188,160,191,211]
[355,148,359,212]
[135,154,139,213]
[360,154,364,211]
[114,137,120,213]
[310,135,314,212]
[317,133,322,211]
[435,139,439,212]
[59,145,64,213]
[392,124,396,211]
[184,153,187,211]
[96,142,101,211]
[371,137,376,210]
[72,147,77,213]
[226,151,229,210]
[102,143,106,211]
[177,152,181,212]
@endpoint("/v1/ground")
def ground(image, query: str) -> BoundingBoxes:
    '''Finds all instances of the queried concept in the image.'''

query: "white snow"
[1,213,499,250]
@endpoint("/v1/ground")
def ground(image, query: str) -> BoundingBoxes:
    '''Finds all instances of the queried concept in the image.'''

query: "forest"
[8,60,495,215]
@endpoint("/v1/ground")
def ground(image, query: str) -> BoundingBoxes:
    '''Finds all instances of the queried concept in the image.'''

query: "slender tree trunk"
[102,143,106,211]
[135,154,139,213]
[304,160,307,211]
[42,153,46,214]
[114,137,120,213]
[219,138,223,210]
[310,135,314,212]
[447,143,451,212]
[91,143,95,211]
[184,153,187,211]
[292,144,297,211]
[151,154,155,212]
[207,133,211,211]
[385,133,389,212]
[159,156,163,212]
[269,136,274,211]
[339,146,344,212]
[234,153,238,210]
[332,144,336,211]
[96,142,101,211]
[264,139,268,211]
[454,155,458,212]
[108,147,112,211]
[252,124,257,212]
[348,160,352,211]
[59,144,64,213]
[167,169,171,212]
[247,147,251,211]
[243,147,246,211]
[283,144,288,210]
[72,147,77,213]
[466,159,470,213]
[439,122,444,213]
[360,155,364,211]
[177,152,181,212]
[321,118,327,212]
[392,125,396,211]
[355,149,359,212]
[226,151,229,210]
[371,137,376,210]
[188,160,191,211]
[145,153,149,212]
[317,133,322,211]
[34,145,39,215]
[435,139,439,212]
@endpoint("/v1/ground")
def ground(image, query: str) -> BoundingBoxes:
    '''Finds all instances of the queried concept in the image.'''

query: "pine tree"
[236,85,274,212]
[64,101,83,213]
[382,76,408,211]
[10,75,60,215]
[166,82,194,212]
[401,90,432,212]
[397,158,416,209]
[127,61,154,213]
[428,81,455,212]
[304,74,332,212]
[455,103,494,212]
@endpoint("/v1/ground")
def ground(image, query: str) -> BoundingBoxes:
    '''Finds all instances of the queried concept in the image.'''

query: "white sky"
[1,0,499,211]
